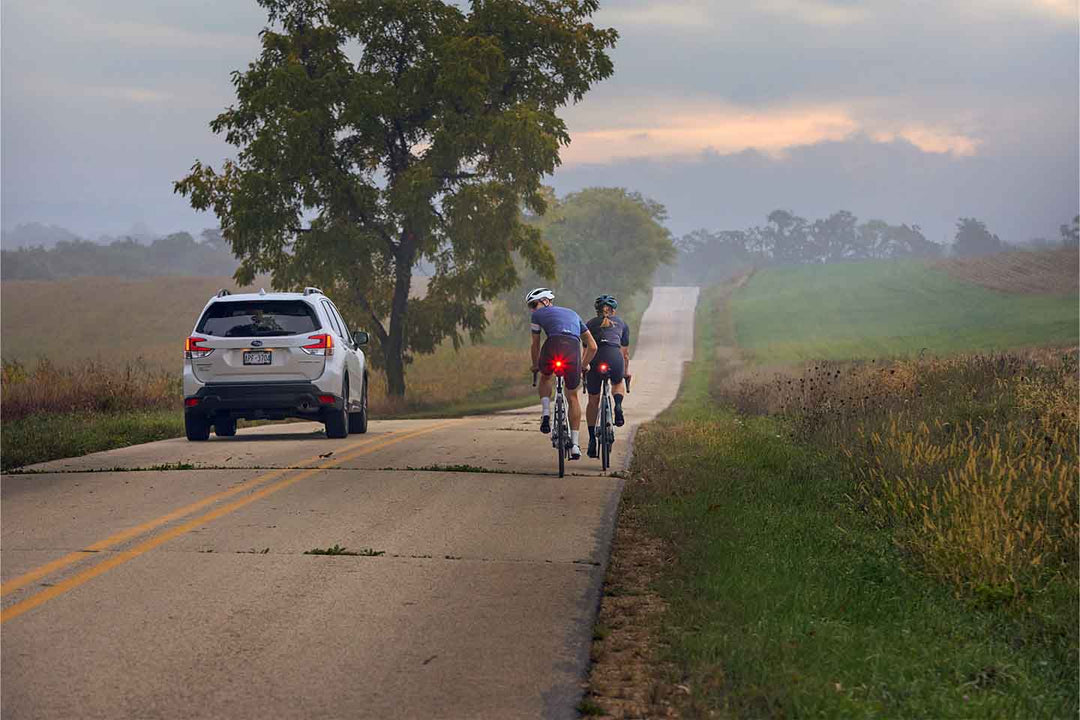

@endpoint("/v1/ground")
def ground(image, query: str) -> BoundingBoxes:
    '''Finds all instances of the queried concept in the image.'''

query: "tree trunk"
[383,236,417,397]
[382,340,406,397]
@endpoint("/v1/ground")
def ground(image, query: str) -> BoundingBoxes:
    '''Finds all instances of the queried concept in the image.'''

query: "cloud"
[562,102,982,165]
[9,0,253,51]
[871,128,981,157]
[597,2,713,29]
[754,0,872,27]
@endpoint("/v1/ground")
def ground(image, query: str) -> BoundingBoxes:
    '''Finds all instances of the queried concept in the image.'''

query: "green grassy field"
[731,259,1079,365]
[585,281,1077,717]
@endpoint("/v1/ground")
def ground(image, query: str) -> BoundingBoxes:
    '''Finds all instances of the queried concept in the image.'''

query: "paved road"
[1,287,699,720]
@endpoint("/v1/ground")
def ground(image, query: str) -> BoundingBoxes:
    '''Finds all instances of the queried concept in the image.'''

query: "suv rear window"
[197,301,321,337]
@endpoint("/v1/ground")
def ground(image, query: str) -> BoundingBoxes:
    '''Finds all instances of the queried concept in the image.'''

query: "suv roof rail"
[303,286,323,296]
[216,289,231,298]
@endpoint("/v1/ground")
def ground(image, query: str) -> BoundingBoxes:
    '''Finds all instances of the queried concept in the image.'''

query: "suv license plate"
[243,350,272,365]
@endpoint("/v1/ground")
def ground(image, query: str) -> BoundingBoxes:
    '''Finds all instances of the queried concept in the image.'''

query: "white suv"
[183,287,369,441]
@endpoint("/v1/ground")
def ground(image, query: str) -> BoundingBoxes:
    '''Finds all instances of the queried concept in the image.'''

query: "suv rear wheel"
[185,414,211,441]
[324,378,349,439]
[348,375,368,434]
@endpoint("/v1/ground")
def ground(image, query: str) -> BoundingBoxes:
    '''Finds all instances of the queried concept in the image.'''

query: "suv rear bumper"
[185,382,342,420]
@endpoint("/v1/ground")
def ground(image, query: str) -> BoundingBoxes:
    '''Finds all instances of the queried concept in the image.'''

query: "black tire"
[558,425,565,478]
[215,417,237,437]
[600,397,611,470]
[348,375,368,434]
[556,399,566,478]
[185,413,211,442]
[324,379,349,439]
[601,424,611,470]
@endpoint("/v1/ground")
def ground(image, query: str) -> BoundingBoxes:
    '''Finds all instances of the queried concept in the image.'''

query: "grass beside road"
[731,258,1079,365]
[1,409,186,471]
[585,281,1077,717]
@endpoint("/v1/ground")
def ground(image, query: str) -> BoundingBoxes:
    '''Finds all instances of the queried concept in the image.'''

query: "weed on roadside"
[304,544,384,557]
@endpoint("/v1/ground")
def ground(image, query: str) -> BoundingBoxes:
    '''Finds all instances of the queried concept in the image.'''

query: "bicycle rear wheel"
[599,388,611,470]
[555,392,566,478]
[557,424,565,477]
[600,412,611,470]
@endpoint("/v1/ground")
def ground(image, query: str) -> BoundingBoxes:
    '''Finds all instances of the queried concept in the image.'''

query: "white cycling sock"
[541,397,550,417]
[571,430,580,445]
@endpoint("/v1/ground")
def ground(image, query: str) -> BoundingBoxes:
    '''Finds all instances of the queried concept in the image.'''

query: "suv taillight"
[301,333,334,356]
[185,336,214,359]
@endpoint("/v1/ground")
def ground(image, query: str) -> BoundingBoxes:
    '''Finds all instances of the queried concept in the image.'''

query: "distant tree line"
[0,229,238,280]
[665,211,1079,285]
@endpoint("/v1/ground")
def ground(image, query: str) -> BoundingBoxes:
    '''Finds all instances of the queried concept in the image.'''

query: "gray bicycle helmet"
[594,294,618,312]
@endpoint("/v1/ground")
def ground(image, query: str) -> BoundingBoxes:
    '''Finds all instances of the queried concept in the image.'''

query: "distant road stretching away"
[1,286,699,720]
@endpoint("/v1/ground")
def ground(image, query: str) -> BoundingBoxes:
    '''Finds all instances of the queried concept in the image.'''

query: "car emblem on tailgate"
[251,340,263,347]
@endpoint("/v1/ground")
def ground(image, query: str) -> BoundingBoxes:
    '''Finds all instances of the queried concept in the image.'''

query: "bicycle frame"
[535,369,574,477]
[594,374,615,470]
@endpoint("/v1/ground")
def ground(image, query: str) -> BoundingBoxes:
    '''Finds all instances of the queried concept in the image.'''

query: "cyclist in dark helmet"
[525,287,598,460]
[584,294,631,458]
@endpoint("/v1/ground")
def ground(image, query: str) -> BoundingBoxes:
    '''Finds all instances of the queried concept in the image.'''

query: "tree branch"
[354,289,388,343]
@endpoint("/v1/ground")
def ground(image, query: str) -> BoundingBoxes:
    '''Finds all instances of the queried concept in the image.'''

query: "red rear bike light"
[184,336,213,359]
[599,363,609,373]
[184,398,200,407]
[317,394,336,405]
[301,333,334,356]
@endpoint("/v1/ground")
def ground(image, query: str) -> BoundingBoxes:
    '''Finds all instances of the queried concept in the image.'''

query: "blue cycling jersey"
[530,305,588,337]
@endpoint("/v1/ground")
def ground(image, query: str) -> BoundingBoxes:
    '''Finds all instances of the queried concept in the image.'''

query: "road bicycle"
[534,365,574,478]
[585,363,630,471]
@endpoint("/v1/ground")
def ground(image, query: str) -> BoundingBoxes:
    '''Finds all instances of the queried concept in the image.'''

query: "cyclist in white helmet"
[525,287,598,460]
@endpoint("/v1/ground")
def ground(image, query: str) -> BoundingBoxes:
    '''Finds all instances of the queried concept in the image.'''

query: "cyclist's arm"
[581,330,598,369]
[621,322,631,374]
[530,332,542,371]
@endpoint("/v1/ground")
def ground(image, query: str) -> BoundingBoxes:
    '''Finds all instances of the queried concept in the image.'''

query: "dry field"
[1,273,530,421]
[936,246,1079,295]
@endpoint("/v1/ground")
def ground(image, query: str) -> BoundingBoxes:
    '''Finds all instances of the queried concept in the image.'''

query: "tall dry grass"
[721,349,1079,601]
[1,358,180,421]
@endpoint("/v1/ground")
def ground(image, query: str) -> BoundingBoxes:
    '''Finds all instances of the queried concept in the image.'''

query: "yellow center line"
[2,421,452,624]
[0,435,384,597]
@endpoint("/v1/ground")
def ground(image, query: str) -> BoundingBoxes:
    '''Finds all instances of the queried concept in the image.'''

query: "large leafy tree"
[516,187,675,314]
[175,0,617,395]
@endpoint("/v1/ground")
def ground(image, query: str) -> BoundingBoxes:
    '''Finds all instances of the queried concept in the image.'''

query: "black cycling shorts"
[586,344,625,395]
[538,334,582,390]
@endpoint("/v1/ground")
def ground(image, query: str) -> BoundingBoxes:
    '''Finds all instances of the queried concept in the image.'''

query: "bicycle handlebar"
[532,370,538,387]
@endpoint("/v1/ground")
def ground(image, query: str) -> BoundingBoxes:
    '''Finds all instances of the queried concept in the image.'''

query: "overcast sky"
[2,0,1077,244]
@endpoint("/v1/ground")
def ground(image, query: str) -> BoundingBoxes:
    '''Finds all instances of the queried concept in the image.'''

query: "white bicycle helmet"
[524,287,555,306]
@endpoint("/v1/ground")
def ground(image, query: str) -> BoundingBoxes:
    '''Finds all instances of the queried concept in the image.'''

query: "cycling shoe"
[570,444,582,460]
[587,437,598,458]
[540,415,551,434]
[614,407,625,427]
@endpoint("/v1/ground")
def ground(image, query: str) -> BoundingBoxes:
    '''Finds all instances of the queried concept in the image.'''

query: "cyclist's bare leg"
[612,380,626,394]
[586,393,600,426]
[567,390,583,431]
[537,372,554,400]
